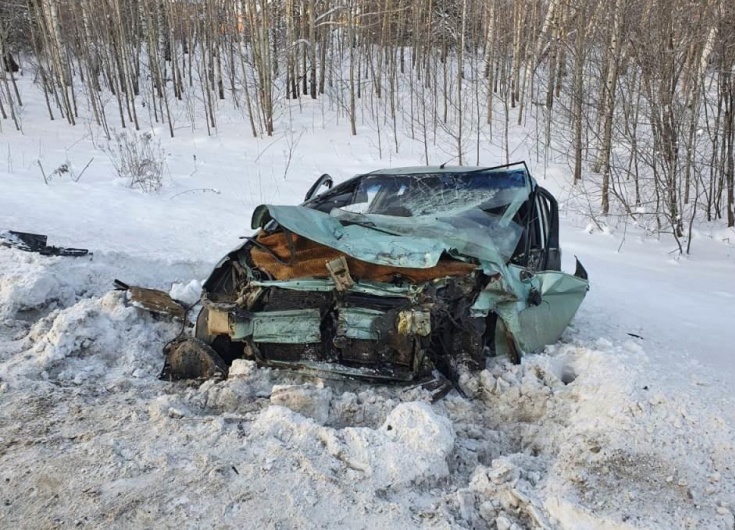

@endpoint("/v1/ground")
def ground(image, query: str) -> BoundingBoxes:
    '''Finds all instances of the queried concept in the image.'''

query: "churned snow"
[2,74,735,529]
[2,255,734,529]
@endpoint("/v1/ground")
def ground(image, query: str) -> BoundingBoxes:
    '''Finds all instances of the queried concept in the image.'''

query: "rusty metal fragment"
[397,310,431,336]
[207,308,230,335]
[325,256,354,291]
[114,279,187,319]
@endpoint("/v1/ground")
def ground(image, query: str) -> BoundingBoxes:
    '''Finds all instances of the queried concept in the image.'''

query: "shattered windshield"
[340,168,529,217]
[327,168,530,264]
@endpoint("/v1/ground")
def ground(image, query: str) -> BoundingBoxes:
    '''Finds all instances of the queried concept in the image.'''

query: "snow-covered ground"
[2,76,735,529]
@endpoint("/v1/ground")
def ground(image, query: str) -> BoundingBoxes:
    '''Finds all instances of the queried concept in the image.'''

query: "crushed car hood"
[251,204,523,270]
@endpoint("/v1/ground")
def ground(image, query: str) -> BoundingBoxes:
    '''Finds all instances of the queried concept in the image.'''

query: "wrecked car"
[164,163,589,384]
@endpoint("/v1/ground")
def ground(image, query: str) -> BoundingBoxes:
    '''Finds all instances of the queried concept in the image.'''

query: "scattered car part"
[114,279,188,320]
[0,230,90,257]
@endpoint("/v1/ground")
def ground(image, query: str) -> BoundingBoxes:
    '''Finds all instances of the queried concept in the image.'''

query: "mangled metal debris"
[127,163,590,386]
[114,279,188,320]
[0,230,90,257]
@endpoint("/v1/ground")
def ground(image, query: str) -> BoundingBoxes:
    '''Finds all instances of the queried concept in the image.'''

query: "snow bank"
[20,291,174,384]
[0,250,82,319]
[249,401,454,492]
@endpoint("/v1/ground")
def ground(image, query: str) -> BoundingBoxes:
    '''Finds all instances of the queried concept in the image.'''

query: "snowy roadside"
[1,247,734,530]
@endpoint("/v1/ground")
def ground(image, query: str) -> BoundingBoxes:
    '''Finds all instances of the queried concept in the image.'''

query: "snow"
[2,75,735,529]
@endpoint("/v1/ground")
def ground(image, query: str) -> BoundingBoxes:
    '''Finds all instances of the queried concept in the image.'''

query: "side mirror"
[304,173,333,202]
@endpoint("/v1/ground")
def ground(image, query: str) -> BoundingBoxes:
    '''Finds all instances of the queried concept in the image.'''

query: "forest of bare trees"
[0,0,734,248]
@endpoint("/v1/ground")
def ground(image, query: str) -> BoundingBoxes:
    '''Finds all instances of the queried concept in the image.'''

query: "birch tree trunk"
[596,0,626,214]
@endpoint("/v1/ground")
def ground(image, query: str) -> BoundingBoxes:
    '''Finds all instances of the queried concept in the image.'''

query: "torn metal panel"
[337,307,384,340]
[252,204,448,269]
[471,265,589,358]
[114,280,187,319]
[231,309,322,343]
[512,270,589,352]
[253,204,524,271]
